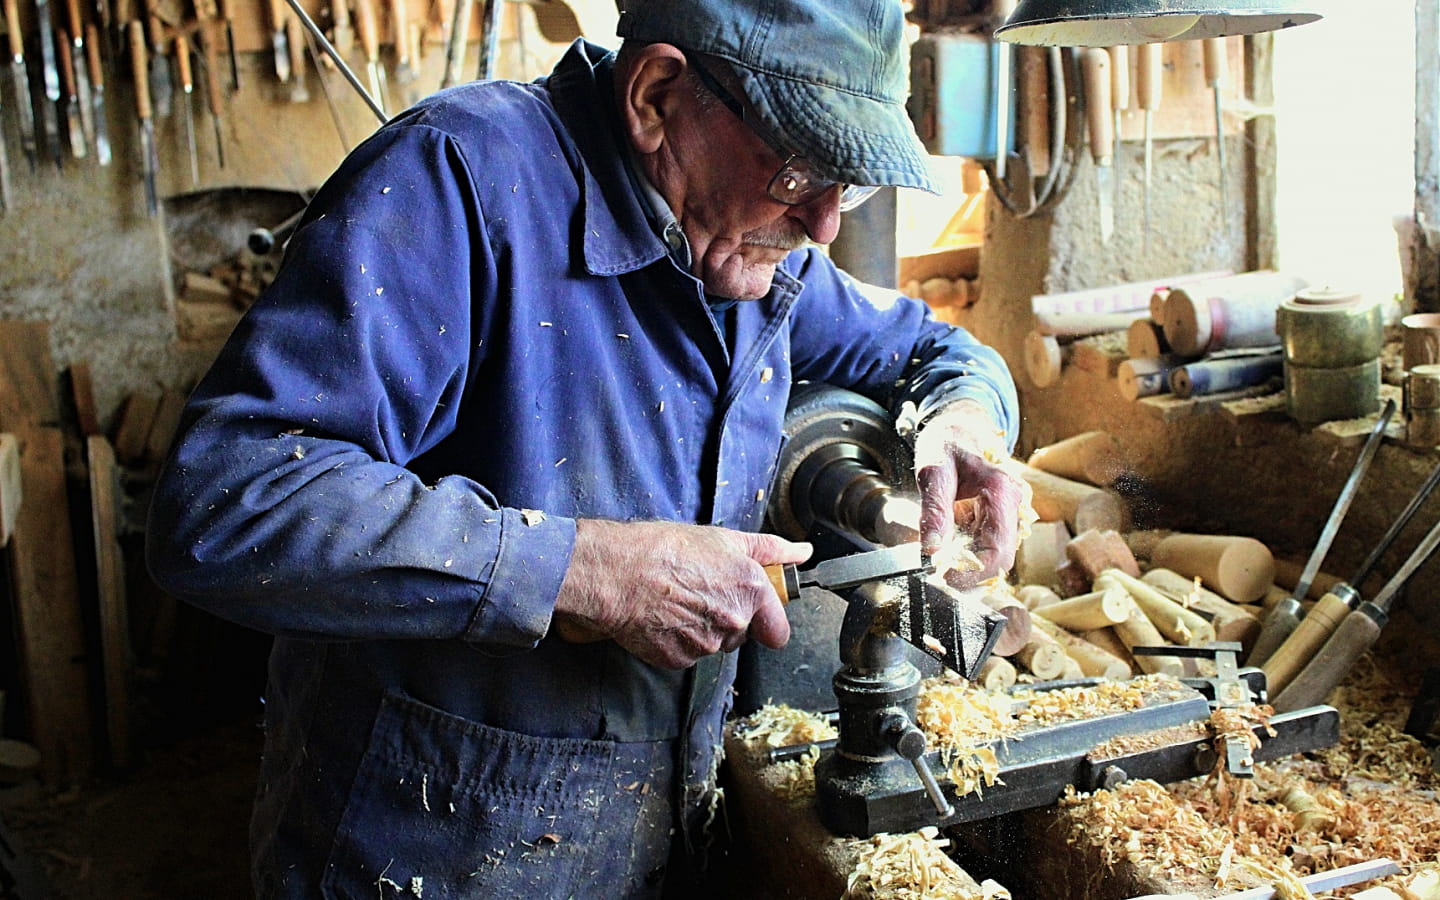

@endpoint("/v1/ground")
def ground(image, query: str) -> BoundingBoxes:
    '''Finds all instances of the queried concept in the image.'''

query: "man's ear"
[616,43,689,155]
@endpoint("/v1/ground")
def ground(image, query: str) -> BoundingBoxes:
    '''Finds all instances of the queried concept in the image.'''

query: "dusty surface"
[1,716,260,900]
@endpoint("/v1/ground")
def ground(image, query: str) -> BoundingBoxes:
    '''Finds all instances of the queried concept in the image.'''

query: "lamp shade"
[995,0,1322,46]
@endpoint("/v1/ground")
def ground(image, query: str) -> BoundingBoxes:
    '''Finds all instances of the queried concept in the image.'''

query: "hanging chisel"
[1246,398,1396,668]
[267,0,290,83]
[56,27,86,157]
[127,19,158,216]
[354,0,386,114]
[199,18,225,167]
[1108,45,1128,233]
[1203,36,1227,220]
[174,30,197,184]
[331,0,353,56]
[390,0,414,89]
[84,22,109,164]
[142,0,171,115]
[63,0,94,153]
[3,0,39,170]
[1081,48,1114,244]
[285,9,308,101]
[1137,41,1162,252]
[217,0,237,89]
[0,53,11,210]
[35,0,65,167]
[1263,455,1440,698]
[440,0,471,90]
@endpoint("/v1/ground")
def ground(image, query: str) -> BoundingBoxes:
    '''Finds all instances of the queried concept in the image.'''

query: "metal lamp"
[994,0,1323,46]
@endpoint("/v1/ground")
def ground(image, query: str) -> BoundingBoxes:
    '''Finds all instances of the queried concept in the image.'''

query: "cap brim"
[731,67,940,195]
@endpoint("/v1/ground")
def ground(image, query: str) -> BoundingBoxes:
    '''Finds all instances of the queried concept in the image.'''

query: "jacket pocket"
[320,690,640,899]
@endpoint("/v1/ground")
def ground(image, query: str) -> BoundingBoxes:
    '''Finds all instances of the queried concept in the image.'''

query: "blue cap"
[616,0,938,193]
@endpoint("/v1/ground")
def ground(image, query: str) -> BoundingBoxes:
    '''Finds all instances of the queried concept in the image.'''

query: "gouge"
[1137,41,1162,252]
[766,543,930,604]
[1203,37,1227,218]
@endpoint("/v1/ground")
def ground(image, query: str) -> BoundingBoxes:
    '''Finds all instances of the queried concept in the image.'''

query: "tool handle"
[285,11,304,75]
[57,28,77,97]
[201,22,223,112]
[1108,45,1129,112]
[355,0,379,62]
[129,18,150,120]
[4,0,23,58]
[1244,595,1301,667]
[764,563,800,605]
[1080,47,1112,165]
[267,0,286,31]
[174,30,191,90]
[65,0,84,39]
[1261,587,1356,696]
[1271,606,1382,712]
[85,22,103,87]
[1137,41,1162,112]
[389,0,408,60]
[1202,36,1225,89]
[332,0,350,29]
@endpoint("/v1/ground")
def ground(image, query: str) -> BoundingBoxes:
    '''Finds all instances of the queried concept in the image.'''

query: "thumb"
[737,531,814,567]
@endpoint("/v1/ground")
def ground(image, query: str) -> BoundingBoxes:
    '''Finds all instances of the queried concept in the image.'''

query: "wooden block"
[1014,629,1068,680]
[1018,465,1131,533]
[978,586,1033,657]
[1071,336,1127,378]
[66,364,101,436]
[181,270,236,306]
[1065,528,1141,581]
[112,393,160,467]
[0,433,19,546]
[9,426,95,785]
[1031,616,1133,680]
[976,655,1017,692]
[87,436,132,770]
[1014,520,1071,590]
[0,320,60,430]
[1152,532,1277,604]
[144,391,189,466]
[1054,558,1093,598]
[177,297,244,344]
[1026,430,1128,487]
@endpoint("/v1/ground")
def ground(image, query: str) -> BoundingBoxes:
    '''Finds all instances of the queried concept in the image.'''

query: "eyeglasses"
[685,52,880,213]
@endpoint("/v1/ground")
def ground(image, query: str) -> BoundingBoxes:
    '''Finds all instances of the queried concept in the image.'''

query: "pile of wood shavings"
[843,826,1010,900]
[915,675,1017,793]
[732,704,838,800]
[1058,654,1440,897]
[1010,674,1189,728]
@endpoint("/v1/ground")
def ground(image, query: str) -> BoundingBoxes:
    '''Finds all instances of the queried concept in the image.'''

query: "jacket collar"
[545,40,672,277]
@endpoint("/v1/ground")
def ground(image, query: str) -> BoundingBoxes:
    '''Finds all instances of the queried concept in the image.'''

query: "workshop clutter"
[1024,270,1405,430]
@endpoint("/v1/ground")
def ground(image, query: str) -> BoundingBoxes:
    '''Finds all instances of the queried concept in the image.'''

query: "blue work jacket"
[146,39,1018,899]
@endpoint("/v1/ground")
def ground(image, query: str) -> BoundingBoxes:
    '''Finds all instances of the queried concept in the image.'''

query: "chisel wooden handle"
[4,0,24,58]
[355,0,380,64]
[1109,45,1129,114]
[129,19,150,116]
[85,22,104,88]
[764,564,800,604]
[1081,48,1112,165]
[174,31,192,92]
[201,22,223,112]
[1203,36,1225,89]
[1262,586,1355,695]
[57,28,77,98]
[1271,606,1382,712]
[1137,42,1162,113]
[64,0,84,41]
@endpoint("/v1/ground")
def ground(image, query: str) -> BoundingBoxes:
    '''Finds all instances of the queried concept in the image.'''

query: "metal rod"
[284,0,388,125]
[1350,455,1440,587]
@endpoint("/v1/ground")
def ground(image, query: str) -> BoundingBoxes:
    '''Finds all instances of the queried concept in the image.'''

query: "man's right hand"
[552,520,813,669]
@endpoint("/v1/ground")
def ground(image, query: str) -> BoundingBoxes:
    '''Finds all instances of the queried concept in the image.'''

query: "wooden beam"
[87,436,132,771]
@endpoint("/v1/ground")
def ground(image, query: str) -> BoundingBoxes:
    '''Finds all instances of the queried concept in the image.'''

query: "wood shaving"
[843,826,991,899]
[733,705,838,800]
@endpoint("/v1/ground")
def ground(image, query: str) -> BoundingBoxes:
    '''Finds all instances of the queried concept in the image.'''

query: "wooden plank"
[113,393,160,467]
[0,321,60,431]
[0,434,18,546]
[899,244,981,286]
[8,426,95,785]
[87,436,132,771]
[144,391,189,468]
[66,363,101,437]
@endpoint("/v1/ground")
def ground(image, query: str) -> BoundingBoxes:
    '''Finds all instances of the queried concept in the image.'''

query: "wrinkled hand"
[552,520,813,669]
[913,401,1023,590]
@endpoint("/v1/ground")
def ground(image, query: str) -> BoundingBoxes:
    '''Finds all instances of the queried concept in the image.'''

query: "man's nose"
[789,186,843,245]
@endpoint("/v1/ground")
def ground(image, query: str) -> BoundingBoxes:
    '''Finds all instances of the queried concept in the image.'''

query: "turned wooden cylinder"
[1095,569,1217,647]
[1151,533,1276,604]
[1018,465,1131,533]
[1033,587,1132,631]
[1031,615,1134,680]
[1026,431,1128,487]
[1140,567,1262,650]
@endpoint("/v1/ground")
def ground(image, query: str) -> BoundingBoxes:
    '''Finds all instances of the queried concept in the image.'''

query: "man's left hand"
[912,401,1023,589]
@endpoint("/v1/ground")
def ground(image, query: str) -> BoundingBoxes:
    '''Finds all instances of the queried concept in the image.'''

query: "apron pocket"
[320,691,625,898]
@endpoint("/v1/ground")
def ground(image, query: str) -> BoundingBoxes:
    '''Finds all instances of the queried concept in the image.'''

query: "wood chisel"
[218,0,238,89]
[127,19,158,216]
[441,0,473,89]
[174,31,198,184]
[1246,398,1396,667]
[1108,45,1128,234]
[0,57,10,211]
[992,0,1016,182]
[56,28,85,158]
[1081,48,1114,244]
[199,19,225,167]
[765,543,931,604]
[267,0,290,83]
[354,0,386,114]
[63,0,94,154]
[35,0,64,166]
[84,22,109,165]
[285,10,308,101]
[1263,455,1440,697]
[1203,37,1227,219]
[331,0,353,56]
[389,0,415,88]
[4,0,39,170]
[1137,41,1162,252]
[141,0,171,116]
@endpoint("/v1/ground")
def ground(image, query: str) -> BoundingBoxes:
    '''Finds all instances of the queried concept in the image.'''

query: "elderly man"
[146,0,1022,896]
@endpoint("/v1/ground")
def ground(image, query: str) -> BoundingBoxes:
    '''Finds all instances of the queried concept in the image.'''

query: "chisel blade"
[795,542,928,593]
[8,60,38,169]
